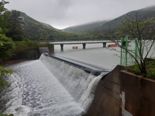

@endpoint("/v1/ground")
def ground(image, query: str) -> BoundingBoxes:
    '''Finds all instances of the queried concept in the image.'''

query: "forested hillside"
[64,21,108,33]
[64,6,155,38]
[6,10,84,41]
[8,6,155,41]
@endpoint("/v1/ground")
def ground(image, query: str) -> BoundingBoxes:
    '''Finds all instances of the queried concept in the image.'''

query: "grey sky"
[6,0,155,29]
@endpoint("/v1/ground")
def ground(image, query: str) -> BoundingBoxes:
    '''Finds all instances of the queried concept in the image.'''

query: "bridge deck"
[50,40,111,45]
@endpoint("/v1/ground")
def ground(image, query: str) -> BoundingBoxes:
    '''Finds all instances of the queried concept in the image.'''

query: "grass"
[127,58,155,79]
[0,113,13,116]
[146,59,155,79]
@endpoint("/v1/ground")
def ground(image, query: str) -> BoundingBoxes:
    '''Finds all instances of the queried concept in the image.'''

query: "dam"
[4,54,108,116]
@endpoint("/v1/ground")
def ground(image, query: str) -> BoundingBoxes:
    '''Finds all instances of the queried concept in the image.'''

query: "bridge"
[48,40,113,54]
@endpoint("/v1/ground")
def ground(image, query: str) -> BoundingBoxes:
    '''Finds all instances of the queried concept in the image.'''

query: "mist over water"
[4,55,104,116]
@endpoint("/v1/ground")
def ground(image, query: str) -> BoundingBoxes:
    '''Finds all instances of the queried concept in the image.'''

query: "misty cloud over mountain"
[6,0,155,29]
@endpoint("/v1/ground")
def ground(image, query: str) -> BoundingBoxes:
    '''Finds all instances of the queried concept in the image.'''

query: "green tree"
[0,0,15,62]
[0,0,10,33]
[0,1,13,98]
[0,0,8,14]
[0,34,15,62]
[117,14,155,76]
[6,10,24,41]
[0,11,11,33]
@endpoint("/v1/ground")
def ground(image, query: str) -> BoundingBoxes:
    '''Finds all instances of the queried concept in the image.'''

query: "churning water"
[4,55,106,116]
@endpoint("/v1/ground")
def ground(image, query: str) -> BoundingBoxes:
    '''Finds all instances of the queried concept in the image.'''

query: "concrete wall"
[121,71,155,116]
[85,66,155,116]
[85,66,123,116]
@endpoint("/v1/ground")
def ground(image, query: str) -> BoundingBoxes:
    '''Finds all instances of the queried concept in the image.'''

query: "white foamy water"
[4,55,104,116]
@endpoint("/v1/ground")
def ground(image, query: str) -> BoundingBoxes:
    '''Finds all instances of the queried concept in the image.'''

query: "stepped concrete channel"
[4,54,108,116]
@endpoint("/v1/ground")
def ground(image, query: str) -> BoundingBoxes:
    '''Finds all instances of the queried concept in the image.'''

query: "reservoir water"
[53,41,155,69]
[54,43,120,70]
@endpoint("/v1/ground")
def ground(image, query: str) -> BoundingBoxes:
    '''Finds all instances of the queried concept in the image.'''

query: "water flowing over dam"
[4,55,107,116]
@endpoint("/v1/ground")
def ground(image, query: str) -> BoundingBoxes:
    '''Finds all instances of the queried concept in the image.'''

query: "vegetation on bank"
[0,0,13,92]
[0,1,37,115]
[0,0,41,62]
[0,35,13,115]
[0,113,13,116]
[127,59,155,79]
[0,34,15,62]
[0,66,12,90]
[116,13,155,77]
[0,0,40,88]
[13,40,39,60]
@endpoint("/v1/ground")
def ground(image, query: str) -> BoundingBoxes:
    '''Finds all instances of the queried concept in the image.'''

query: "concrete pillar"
[48,44,54,56]
[103,42,106,48]
[60,44,64,52]
[82,43,86,49]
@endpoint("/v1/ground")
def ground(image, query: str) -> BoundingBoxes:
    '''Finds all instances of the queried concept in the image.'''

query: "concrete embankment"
[85,66,122,116]
[85,65,155,116]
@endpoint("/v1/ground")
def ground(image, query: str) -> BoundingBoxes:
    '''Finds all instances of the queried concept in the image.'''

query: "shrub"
[0,113,13,116]
[0,34,15,62]
[0,66,12,90]
[13,40,40,59]
[127,59,155,79]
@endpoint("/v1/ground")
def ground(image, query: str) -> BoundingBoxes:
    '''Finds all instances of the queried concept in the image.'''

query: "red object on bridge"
[108,43,118,47]
[72,46,78,49]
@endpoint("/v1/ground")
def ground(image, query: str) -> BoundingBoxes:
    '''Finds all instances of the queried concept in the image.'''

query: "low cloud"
[6,0,155,29]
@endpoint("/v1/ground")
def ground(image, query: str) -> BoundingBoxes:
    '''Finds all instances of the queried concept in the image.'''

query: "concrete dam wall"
[85,66,123,116]
[4,55,108,116]
[5,54,153,116]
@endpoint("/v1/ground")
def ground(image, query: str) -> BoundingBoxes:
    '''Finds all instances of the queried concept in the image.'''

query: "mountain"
[64,6,155,34]
[19,11,57,40]
[7,10,82,41]
[95,6,155,33]
[7,6,155,41]
[64,21,108,33]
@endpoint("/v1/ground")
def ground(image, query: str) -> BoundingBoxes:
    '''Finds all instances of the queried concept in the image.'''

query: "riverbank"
[0,58,35,116]
[0,113,13,116]
[0,66,13,116]
[0,59,35,116]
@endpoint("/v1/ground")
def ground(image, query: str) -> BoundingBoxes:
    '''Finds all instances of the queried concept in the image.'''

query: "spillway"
[4,55,107,116]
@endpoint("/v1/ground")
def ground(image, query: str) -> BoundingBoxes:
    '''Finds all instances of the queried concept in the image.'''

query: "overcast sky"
[6,0,155,29]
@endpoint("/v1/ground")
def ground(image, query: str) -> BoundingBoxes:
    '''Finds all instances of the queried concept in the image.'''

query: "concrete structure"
[48,41,110,53]
[85,66,155,116]
[39,47,49,54]
[120,71,155,116]
[51,55,109,76]
[85,66,123,116]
